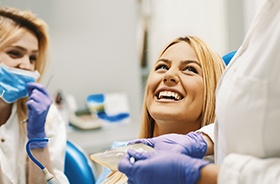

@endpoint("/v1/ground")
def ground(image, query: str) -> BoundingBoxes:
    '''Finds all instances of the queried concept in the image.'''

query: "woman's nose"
[163,71,179,85]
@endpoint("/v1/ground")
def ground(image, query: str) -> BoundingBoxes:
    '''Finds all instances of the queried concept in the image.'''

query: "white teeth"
[158,91,182,100]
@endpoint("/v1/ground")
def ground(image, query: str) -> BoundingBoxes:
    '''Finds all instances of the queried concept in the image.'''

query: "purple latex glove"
[128,132,207,158]
[118,149,210,184]
[26,82,52,149]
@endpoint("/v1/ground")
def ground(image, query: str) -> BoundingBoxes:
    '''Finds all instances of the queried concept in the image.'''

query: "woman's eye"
[184,66,198,74]
[155,64,168,71]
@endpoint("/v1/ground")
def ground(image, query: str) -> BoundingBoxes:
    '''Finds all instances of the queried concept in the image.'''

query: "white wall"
[144,0,228,70]
[46,0,142,123]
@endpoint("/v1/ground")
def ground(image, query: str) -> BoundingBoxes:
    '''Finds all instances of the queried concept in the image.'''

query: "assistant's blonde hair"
[0,6,50,122]
[139,36,225,138]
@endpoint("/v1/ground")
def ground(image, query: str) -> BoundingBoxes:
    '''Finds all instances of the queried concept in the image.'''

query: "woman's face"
[146,41,204,126]
[0,30,38,71]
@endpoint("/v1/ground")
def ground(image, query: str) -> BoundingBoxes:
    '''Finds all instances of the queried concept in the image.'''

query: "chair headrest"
[222,50,237,65]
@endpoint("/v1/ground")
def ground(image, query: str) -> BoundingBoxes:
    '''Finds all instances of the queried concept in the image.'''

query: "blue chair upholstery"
[64,140,96,184]
[222,50,237,65]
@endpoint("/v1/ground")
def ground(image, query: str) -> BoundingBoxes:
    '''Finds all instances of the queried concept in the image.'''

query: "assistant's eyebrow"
[180,60,201,67]
[8,45,26,51]
[7,45,38,55]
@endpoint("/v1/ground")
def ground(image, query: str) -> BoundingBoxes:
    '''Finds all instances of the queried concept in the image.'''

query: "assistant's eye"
[7,50,22,58]
[29,55,37,64]
[184,66,198,74]
[155,64,169,71]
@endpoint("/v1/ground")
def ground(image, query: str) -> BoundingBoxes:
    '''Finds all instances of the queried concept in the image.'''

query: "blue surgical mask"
[0,63,40,104]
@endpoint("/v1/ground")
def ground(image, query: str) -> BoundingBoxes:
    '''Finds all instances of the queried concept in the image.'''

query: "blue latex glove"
[128,132,207,158]
[26,82,52,149]
[118,149,210,184]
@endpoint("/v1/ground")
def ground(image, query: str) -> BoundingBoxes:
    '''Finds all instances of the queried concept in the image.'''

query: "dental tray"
[69,108,104,130]
[90,143,155,171]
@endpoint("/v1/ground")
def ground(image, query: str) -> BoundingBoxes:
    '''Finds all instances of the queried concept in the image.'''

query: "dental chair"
[222,50,237,65]
[64,140,96,184]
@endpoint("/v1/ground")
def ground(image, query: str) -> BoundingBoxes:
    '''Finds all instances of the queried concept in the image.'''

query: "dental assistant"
[118,0,280,183]
[0,7,69,183]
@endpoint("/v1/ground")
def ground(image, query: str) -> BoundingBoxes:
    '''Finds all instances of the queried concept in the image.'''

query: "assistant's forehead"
[4,29,39,51]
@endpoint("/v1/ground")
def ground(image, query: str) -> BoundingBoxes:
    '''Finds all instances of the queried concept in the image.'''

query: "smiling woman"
[147,41,204,136]
[140,36,225,138]
[97,35,226,184]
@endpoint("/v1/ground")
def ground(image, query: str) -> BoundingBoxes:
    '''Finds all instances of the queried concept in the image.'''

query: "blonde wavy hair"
[0,6,50,124]
[103,36,225,183]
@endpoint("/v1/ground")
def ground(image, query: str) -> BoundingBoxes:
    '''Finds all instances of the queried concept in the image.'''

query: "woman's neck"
[153,120,201,137]
[0,99,12,126]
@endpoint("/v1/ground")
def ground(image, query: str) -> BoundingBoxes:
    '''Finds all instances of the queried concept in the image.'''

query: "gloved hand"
[118,149,210,184]
[26,82,52,149]
[128,132,207,158]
